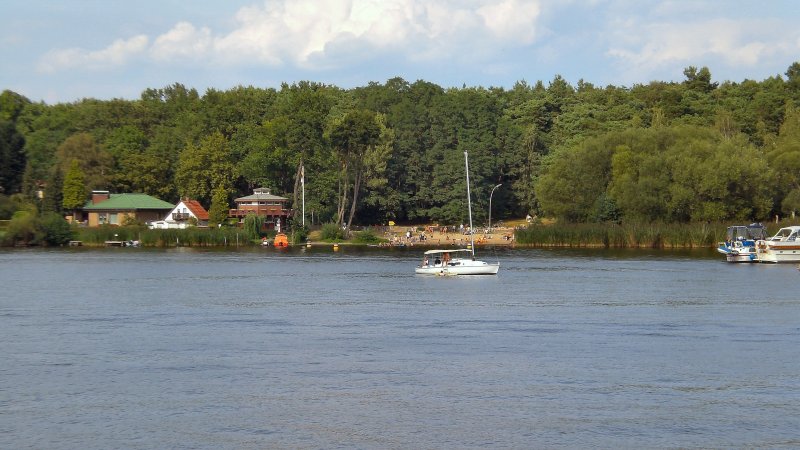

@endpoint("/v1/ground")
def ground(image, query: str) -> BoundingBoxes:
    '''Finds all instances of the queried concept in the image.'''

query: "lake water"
[1,247,798,449]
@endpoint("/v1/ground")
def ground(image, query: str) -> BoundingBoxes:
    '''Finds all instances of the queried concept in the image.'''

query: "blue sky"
[2,0,799,104]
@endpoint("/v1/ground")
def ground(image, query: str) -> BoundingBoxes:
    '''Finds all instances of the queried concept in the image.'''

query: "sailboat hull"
[415,258,500,275]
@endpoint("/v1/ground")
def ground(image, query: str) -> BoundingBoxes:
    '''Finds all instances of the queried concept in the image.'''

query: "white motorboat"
[755,226,800,263]
[716,223,766,263]
[415,249,500,275]
[415,151,500,275]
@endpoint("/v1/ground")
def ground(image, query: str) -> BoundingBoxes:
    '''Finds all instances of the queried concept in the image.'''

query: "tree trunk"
[336,159,349,226]
[346,166,362,232]
[292,160,303,222]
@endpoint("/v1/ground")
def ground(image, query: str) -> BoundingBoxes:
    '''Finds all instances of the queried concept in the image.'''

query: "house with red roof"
[150,198,209,229]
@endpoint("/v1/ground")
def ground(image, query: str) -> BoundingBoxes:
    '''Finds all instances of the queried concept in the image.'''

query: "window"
[109,213,119,225]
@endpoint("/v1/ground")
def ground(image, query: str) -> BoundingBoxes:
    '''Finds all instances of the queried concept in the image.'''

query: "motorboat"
[415,249,500,275]
[273,233,289,247]
[717,223,767,263]
[755,225,800,263]
[415,151,500,275]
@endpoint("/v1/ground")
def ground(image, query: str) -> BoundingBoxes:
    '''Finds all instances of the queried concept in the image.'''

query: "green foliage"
[62,160,86,212]
[329,108,384,228]
[38,212,74,246]
[538,125,773,223]
[242,214,263,240]
[0,90,30,122]
[2,209,40,245]
[56,132,113,190]
[175,131,235,205]
[351,228,383,244]
[41,166,63,213]
[8,63,800,229]
[320,222,346,241]
[0,118,26,194]
[0,205,74,246]
[208,185,229,227]
[0,193,32,220]
[290,225,309,244]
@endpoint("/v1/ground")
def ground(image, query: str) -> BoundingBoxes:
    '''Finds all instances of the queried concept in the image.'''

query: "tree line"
[2,62,799,230]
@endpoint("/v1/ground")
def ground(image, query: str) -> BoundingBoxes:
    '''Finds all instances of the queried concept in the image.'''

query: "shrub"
[2,210,40,246]
[243,214,264,240]
[352,228,383,244]
[39,213,74,246]
[321,222,346,241]
[290,225,309,244]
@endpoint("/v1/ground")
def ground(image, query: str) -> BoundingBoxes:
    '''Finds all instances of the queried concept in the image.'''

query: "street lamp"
[488,183,502,232]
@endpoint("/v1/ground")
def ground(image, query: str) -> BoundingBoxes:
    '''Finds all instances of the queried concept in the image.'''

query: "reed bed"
[514,222,732,248]
[76,226,250,247]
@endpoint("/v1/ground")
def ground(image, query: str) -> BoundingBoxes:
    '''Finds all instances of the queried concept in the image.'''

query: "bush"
[290,225,309,244]
[243,214,264,240]
[2,210,40,246]
[352,228,383,244]
[39,213,74,246]
[320,222,346,241]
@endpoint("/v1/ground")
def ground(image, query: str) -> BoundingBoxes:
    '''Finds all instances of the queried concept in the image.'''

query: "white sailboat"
[415,151,500,275]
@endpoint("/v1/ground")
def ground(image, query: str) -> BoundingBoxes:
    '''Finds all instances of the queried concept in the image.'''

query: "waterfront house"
[79,190,174,226]
[229,187,291,231]
[150,198,209,229]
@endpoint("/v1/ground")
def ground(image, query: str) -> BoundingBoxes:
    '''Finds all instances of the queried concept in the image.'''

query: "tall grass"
[514,222,733,248]
[76,226,252,247]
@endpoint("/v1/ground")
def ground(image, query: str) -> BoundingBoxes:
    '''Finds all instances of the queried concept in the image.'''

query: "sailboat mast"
[464,151,475,259]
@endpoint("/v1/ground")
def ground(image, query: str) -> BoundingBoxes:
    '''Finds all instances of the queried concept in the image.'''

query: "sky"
[2,0,799,104]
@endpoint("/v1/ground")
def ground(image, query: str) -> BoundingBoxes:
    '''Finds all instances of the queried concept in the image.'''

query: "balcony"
[172,212,190,221]
[228,206,291,218]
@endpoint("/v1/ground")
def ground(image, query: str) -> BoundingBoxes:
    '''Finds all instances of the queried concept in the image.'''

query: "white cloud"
[38,35,148,72]
[607,17,800,77]
[478,0,540,44]
[37,0,545,73]
[151,22,212,61]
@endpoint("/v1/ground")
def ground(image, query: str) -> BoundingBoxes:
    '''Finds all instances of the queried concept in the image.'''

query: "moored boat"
[755,226,800,263]
[717,223,766,263]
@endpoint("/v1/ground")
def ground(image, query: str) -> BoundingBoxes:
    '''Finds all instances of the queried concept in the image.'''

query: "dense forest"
[1,62,799,229]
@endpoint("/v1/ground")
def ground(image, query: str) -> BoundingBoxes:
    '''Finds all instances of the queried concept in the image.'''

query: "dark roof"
[83,193,174,211]
[234,190,288,202]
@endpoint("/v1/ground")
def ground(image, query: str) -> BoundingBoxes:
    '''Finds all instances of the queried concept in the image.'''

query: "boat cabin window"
[772,228,798,241]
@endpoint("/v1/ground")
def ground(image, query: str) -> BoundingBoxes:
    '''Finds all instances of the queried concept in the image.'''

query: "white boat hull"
[726,252,758,263]
[755,227,800,263]
[755,243,800,263]
[415,258,500,275]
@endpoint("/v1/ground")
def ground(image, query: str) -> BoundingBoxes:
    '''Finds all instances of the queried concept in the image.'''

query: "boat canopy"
[726,223,767,241]
[423,249,472,255]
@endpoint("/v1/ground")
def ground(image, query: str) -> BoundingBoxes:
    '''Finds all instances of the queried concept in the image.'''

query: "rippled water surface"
[1,247,799,449]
